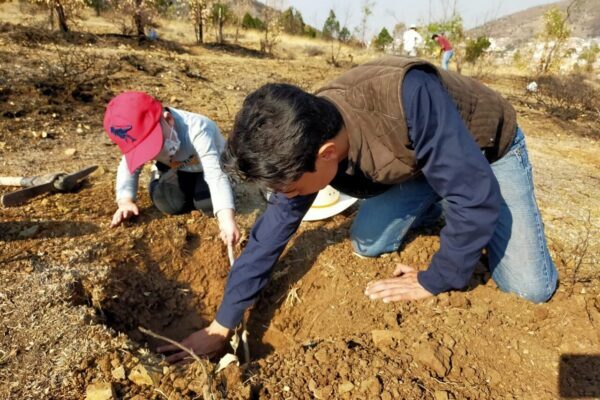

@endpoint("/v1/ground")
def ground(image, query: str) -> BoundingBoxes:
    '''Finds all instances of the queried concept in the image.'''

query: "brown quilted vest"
[315,56,517,184]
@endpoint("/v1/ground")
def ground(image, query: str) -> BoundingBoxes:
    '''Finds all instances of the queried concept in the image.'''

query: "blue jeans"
[442,50,453,70]
[350,128,558,302]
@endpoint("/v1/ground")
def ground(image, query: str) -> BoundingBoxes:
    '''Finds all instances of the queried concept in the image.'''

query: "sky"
[283,0,558,38]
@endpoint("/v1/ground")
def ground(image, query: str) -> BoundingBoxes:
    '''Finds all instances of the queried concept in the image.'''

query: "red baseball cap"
[103,91,164,174]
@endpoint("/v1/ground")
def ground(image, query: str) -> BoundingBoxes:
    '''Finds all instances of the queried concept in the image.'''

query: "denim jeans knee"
[351,236,385,257]
[350,177,439,257]
[494,263,557,303]
[518,281,557,303]
[492,247,557,303]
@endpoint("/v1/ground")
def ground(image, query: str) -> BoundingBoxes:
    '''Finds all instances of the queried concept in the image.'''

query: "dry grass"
[0,262,129,399]
[0,1,374,66]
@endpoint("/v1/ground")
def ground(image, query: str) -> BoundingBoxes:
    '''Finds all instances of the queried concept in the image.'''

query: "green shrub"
[373,27,392,52]
[242,12,264,31]
[464,36,491,64]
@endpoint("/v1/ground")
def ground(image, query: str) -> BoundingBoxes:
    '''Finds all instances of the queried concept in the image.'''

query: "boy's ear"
[317,142,337,161]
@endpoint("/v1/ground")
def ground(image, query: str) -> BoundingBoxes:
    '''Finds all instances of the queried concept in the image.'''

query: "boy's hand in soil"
[111,198,139,227]
[365,263,433,302]
[157,320,231,363]
[217,208,240,246]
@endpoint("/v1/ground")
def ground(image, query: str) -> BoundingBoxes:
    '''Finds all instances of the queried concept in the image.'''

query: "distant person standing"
[403,24,424,57]
[432,33,453,70]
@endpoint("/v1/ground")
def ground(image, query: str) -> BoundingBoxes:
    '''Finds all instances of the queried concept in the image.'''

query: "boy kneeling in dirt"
[103,91,240,246]
[159,56,558,361]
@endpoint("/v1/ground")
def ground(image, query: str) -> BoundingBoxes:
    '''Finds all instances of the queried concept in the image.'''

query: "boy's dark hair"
[431,34,439,40]
[221,83,343,190]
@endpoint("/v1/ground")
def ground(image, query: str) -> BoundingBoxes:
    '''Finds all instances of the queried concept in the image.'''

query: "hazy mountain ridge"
[469,0,600,46]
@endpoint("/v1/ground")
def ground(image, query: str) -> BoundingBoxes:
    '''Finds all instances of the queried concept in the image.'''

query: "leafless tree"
[188,0,212,44]
[356,0,375,46]
[30,0,85,32]
[260,0,283,54]
[111,0,159,37]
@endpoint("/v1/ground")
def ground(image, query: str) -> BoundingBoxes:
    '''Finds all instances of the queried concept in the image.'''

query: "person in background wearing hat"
[432,33,454,70]
[402,24,424,57]
[158,56,557,361]
[104,91,240,246]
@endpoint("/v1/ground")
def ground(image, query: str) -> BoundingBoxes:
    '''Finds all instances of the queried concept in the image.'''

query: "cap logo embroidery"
[110,125,136,143]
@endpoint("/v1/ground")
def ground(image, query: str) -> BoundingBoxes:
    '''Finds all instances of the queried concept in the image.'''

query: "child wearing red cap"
[103,91,240,246]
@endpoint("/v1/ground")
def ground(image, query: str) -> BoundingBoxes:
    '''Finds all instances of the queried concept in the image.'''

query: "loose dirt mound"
[1,15,599,400]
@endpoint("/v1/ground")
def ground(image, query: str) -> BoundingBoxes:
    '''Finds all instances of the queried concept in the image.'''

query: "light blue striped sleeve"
[115,156,141,202]
[189,119,235,215]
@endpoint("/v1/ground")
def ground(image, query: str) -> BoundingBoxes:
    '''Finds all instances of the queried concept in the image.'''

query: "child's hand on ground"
[111,198,139,227]
[365,263,433,302]
[216,208,240,246]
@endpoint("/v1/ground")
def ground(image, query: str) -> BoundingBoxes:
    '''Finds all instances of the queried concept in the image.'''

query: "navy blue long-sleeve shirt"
[216,68,502,329]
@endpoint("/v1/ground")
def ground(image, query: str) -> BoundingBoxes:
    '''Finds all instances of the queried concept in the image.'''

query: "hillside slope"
[469,0,600,45]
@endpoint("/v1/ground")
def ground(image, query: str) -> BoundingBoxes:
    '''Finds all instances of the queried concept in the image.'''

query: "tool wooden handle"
[0,177,25,187]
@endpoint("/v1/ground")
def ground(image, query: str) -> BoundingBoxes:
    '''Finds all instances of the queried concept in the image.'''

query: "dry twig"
[552,211,596,295]
[284,287,301,308]
[138,326,216,400]
[570,211,593,291]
